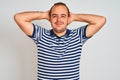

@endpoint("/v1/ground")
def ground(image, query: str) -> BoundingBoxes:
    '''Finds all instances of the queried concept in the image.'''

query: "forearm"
[72,13,106,25]
[14,11,49,22]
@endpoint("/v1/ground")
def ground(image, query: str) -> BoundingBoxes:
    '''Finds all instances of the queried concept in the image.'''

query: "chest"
[37,35,83,60]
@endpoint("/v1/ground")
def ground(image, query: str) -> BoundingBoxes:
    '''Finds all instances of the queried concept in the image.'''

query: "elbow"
[14,13,19,22]
[95,16,106,27]
[100,16,107,26]
[14,13,21,21]
[14,12,26,21]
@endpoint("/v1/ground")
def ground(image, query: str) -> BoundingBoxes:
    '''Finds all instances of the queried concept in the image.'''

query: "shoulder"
[69,25,88,34]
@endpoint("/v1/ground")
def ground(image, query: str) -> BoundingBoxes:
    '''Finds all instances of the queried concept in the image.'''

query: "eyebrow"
[51,14,67,16]
[61,14,67,16]
[51,14,57,16]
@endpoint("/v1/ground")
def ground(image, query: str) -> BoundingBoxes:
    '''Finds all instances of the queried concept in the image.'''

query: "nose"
[57,16,61,21]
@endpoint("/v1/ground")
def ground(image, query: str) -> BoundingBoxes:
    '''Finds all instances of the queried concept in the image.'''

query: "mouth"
[55,22,63,26]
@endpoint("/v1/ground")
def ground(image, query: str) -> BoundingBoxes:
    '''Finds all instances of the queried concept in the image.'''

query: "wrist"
[38,11,49,20]
[73,13,80,21]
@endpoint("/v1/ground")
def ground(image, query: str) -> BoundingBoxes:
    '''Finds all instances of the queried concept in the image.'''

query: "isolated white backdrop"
[0,0,120,80]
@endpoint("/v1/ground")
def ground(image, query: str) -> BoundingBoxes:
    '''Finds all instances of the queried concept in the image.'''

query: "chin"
[55,28,66,33]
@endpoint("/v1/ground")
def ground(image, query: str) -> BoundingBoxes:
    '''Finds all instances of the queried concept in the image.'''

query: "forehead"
[51,5,68,14]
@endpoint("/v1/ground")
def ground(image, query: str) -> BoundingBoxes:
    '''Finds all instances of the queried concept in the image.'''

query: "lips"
[55,22,63,25]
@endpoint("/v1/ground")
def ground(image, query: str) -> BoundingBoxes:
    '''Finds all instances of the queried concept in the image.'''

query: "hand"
[44,11,50,21]
[68,12,75,25]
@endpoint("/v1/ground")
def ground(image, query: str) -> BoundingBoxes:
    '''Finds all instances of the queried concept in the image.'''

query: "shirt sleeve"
[28,23,43,42]
[77,25,92,44]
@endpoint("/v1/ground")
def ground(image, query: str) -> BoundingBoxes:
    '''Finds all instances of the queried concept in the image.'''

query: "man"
[14,2,106,80]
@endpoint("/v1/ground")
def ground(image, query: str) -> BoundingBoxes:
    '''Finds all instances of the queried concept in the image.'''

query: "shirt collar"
[50,29,70,38]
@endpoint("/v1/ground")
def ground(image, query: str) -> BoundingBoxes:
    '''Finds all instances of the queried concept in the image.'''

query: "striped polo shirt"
[29,24,90,80]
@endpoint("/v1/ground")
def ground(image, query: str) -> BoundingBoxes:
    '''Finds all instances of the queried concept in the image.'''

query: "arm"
[14,11,49,36]
[69,13,106,37]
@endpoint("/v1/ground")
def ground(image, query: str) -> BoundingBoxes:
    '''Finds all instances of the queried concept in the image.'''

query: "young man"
[14,2,106,80]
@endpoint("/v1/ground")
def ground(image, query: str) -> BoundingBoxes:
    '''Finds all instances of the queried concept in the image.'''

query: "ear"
[67,16,70,24]
[67,16,72,25]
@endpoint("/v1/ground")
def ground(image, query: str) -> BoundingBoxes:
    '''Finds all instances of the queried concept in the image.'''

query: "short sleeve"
[28,23,43,42]
[77,25,92,44]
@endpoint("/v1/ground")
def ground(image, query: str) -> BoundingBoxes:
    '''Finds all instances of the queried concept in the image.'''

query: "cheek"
[50,19,56,23]
[63,19,69,24]
[49,20,54,25]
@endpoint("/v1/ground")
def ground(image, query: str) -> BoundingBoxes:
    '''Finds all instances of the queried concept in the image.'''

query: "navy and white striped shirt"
[29,24,90,80]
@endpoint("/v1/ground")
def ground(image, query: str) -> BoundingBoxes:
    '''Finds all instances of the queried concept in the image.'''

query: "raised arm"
[14,11,49,36]
[69,13,106,37]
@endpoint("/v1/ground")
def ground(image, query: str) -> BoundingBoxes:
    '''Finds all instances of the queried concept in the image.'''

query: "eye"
[61,14,66,18]
[52,14,57,18]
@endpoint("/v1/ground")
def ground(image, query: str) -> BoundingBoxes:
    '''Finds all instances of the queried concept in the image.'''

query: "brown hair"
[49,2,70,17]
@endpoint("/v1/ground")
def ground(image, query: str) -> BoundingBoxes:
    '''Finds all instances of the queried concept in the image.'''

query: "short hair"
[49,2,70,17]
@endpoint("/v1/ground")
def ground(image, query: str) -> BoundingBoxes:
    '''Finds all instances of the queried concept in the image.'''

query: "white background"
[0,0,120,80]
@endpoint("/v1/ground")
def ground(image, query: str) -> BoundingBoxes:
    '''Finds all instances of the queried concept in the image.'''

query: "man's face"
[50,5,69,33]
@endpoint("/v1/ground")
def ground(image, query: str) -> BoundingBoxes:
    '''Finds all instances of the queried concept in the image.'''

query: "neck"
[53,30,67,37]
